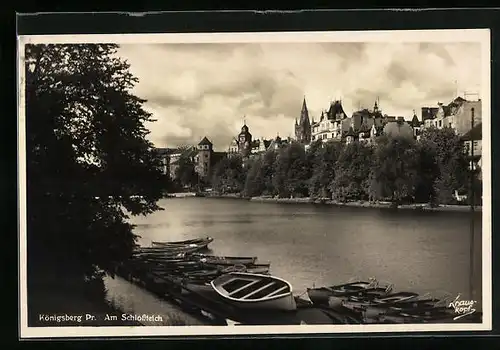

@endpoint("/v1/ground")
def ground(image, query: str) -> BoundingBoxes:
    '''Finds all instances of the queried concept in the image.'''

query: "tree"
[414,137,439,203]
[371,135,420,204]
[243,156,265,197]
[25,44,167,306]
[211,155,246,193]
[174,147,199,189]
[272,142,310,198]
[259,149,278,195]
[308,140,342,199]
[330,141,374,202]
[419,127,469,204]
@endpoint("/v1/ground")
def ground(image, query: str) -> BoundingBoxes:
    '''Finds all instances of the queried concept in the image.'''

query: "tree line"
[207,128,482,206]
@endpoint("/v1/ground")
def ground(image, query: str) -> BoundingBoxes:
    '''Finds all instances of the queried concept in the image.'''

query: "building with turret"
[237,120,253,157]
[294,97,312,144]
[195,136,227,179]
[409,110,424,140]
[195,137,213,178]
[311,100,350,143]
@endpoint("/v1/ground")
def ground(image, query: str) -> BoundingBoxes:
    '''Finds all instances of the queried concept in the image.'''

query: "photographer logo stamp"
[448,294,477,320]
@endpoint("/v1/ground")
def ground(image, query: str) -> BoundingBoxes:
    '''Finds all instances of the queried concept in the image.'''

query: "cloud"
[117,41,482,150]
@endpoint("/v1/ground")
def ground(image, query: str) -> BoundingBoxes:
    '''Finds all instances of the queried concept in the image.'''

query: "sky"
[117,42,482,151]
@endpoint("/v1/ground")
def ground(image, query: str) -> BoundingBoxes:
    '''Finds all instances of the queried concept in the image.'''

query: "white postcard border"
[17,29,492,338]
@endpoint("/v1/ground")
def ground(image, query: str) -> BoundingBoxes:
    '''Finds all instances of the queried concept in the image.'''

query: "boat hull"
[227,295,297,311]
[210,272,296,312]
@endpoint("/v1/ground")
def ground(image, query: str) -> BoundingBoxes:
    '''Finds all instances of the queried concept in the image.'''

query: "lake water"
[104,197,483,325]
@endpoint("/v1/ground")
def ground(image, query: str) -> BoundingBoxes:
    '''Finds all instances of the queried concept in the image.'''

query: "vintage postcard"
[18,29,491,339]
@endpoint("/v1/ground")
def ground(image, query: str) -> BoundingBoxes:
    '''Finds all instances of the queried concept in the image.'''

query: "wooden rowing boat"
[151,237,213,250]
[307,281,393,306]
[193,254,257,265]
[342,291,420,312]
[210,272,296,311]
[155,237,214,246]
[134,246,202,255]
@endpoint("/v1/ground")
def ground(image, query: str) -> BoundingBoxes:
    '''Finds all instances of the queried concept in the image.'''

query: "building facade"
[308,99,413,145]
[421,96,481,136]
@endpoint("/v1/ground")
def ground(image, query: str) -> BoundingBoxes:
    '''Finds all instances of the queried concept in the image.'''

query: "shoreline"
[198,194,482,213]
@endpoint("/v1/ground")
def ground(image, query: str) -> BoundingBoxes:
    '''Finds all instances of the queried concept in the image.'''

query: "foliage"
[211,155,246,193]
[210,125,480,206]
[25,44,167,288]
[174,147,199,189]
[419,127,470,204]
[371,136,420,203]
[308,140,342,199]
[272,142,310,198]
[330,141,374,202]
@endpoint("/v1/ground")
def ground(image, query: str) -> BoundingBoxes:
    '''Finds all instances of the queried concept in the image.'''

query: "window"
[439,120,442,127]
[312,136,315,140]
[204,154,208,158]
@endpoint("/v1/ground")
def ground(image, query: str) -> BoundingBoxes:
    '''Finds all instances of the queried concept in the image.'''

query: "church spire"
[374,98,379,113]
[301,96,308,115]
[300,96,310,125]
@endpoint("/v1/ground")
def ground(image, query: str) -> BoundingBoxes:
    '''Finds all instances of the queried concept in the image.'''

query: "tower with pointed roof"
[294,97,312,144]
[237,118,253,157]
[410,110,423,140]
[196,136,213,179]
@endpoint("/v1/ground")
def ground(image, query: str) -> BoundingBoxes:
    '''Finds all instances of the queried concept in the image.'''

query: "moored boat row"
[305,278,480,323]
[119,237,481,323]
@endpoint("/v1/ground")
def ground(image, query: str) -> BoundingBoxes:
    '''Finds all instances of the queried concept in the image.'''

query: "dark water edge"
[202,194,483,212]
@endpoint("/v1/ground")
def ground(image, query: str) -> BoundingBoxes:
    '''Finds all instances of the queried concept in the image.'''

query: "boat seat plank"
[227,280,261,296]
[265,285,289,298]
[240,281,276,300]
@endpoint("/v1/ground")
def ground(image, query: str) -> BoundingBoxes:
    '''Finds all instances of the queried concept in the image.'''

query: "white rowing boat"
[210,272,296,311]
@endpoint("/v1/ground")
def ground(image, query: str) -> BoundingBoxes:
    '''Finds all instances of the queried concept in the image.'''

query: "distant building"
[421,106,439,128]
[462,123,482,177]
[383,119,415,140]
[409,111,424,140]
[308,99,419,145]
[168,149,191,179]
[421,96,481,136]
[227,137,239,155]
[311,100,350,143]
[194,137,227,179]
[267,135,290,151]
[237,121,253,157]
[154,147,172,176]
[227,121,279,159]
[251,138,272,155]
[153,147,191,179]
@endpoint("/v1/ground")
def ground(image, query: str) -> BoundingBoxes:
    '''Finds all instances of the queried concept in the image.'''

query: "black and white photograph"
[18,29,491,338]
